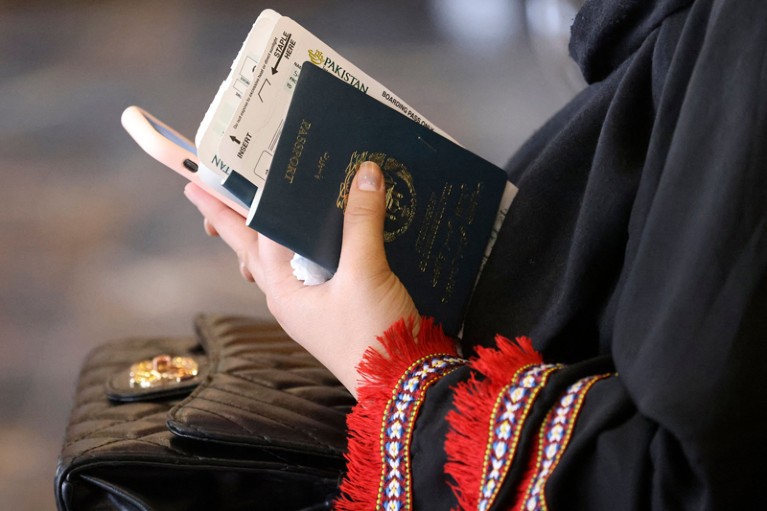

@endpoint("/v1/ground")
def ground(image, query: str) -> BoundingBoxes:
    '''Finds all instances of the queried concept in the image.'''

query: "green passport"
[249,63,508,336]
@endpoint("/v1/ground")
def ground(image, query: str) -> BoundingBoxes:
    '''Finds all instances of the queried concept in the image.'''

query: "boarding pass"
[195,9,280,184]
[210,11,454,211]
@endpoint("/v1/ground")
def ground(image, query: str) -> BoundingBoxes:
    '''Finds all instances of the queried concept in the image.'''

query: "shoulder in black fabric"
[569,0,695,83]
[462,0,695,361]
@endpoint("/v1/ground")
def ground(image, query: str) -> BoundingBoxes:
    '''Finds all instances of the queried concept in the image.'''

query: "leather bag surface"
[55,315,354,511]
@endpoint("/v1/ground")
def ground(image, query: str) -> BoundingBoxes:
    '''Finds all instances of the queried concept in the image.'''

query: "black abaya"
[339,1,767,509]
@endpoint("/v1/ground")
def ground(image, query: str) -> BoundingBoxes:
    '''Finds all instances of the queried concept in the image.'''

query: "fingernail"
[357,161,382,191]
[203,218,216,237]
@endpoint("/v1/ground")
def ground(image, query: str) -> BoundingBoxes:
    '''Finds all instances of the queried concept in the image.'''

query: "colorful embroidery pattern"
[521,373,613,511]
[377,354,465,511]
[477,364,561,511]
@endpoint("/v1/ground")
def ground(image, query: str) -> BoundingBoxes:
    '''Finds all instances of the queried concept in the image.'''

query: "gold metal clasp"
[129,354,199,389]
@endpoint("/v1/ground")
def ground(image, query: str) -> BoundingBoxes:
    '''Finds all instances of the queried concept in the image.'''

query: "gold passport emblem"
[338,151,416,242]
[308,49,325,66]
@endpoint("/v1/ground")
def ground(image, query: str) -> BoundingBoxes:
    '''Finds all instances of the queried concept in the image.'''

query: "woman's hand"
[184,161,419,398]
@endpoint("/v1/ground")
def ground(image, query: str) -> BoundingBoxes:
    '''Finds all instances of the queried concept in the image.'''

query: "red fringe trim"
[445,336,543,511]
[333,317,461,511]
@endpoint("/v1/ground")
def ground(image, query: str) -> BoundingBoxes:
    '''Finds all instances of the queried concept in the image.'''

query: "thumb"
[337,161,389,275]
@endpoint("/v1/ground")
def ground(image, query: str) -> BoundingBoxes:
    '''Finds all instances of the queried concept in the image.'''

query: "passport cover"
[249,63,507,336]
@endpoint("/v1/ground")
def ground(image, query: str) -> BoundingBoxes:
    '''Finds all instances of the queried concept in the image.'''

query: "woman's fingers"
[184,183,304,293]
[184,183,260,281]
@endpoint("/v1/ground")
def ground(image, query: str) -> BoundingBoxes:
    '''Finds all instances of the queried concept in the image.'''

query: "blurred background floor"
[0,0,583,508]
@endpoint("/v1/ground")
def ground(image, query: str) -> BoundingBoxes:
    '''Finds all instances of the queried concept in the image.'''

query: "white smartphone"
[121,106,249,218]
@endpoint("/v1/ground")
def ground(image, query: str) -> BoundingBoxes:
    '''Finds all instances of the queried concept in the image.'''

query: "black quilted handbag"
[55,315,355,511]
